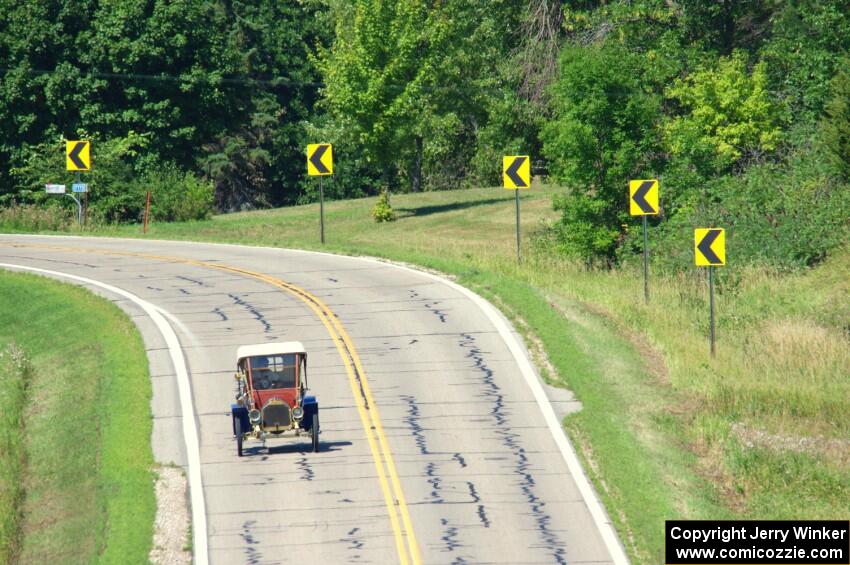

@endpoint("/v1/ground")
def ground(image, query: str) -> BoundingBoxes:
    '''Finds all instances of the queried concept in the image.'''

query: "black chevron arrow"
[505,156,528,188]
[632,180,656,214]
[309,144,330,174]
[68,142,88,170]
[697,229,722,264]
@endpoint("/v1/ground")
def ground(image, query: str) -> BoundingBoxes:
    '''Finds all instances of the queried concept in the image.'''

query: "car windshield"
[250,354,297,390]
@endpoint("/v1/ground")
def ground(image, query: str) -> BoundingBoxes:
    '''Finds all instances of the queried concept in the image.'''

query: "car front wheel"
[235,417,243,457]
[311,413,320,453]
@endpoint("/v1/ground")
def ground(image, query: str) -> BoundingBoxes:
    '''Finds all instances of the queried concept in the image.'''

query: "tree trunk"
[411,135,423,192]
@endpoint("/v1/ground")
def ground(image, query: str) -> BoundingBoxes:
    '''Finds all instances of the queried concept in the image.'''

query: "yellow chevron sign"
[694,228,726,266]
[502,156,530,189]
[629,179,659,215]
[66,140,91,171]
[307,144,333,176]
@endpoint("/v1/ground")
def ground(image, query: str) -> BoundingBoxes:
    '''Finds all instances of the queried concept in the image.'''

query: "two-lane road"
[0,235,626,565]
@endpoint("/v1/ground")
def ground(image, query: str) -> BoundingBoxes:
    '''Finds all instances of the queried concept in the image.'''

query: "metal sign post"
[319,176,325,244]
[515,188,521,263]
[502,155,531,264]
[307,143,333,244]
[708,266,716,357]
[629,179,659,303]
[46,184,82,226]
[71,179,88,227]
[75,172,83,226]
[143,191,151,234]
[642,215,649,302]
[67,194,83,226]
[72,183,88,226]
[694,228,726,357]
[66,140,91,227]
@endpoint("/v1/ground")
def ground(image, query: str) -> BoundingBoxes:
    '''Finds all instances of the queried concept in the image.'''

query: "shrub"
[711,162,850,269]
[144,166,214,222]
[7,132,151,223]
[371,190,396,222]
[6,134,212,225]
[548,191,621,266]
[0,204,74,232]
[643,146,850,272]
[760,2,850,121]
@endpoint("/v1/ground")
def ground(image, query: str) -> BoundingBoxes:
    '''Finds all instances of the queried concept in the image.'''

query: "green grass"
[8,184,849,562]
[0,271,155,564]
[0,344,32,564]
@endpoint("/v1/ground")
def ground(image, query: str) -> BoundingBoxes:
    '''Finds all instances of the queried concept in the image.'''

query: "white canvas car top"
[236,342,306,361]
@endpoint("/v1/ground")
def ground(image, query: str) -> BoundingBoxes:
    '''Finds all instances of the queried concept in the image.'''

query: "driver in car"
[252,356,272,390]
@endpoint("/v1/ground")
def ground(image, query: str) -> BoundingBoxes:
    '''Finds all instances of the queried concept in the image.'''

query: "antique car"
[230,342,319,455]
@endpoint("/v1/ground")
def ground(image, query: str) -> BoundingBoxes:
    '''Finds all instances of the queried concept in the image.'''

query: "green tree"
[207,0,327,207]
[663,53,782,174]
[79,0,244,166]
[759,0,850,122]
[541,43,661,262]
[317,0,524,194]
[0,0,326,210]
[677,0,774,55]
[201,100,274,211]
[316,0,437,191]
[0,0,99,184]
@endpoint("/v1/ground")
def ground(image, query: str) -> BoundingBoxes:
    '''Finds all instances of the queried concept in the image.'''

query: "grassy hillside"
[0,271,155,564]
[22,185,850,562]
[108,183,560,256]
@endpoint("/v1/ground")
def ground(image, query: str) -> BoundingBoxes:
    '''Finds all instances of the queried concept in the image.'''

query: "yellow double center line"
[8,243,421,565]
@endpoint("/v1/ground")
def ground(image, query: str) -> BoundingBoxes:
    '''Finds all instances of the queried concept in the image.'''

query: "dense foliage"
[1,0,848,268]
[0,0,325,213]
[541,0,850,269]
[541,43,661,261]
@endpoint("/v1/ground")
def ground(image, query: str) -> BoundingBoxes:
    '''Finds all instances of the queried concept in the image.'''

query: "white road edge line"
[0,262,209,565]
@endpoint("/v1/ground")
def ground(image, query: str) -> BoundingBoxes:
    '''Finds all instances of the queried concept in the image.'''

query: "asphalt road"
[0,235,625,565]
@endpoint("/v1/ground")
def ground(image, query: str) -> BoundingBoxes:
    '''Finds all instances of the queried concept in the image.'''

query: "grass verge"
[10,184,849,562]
[0,344,32,563]
[0,270,155,564]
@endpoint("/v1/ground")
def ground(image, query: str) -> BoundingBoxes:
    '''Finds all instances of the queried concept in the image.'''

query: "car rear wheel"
[311,413,320,453]
[235,417,243,457]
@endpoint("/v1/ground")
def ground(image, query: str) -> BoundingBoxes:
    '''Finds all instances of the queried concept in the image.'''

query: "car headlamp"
[249,409,261,424]
[292,406,304,421]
